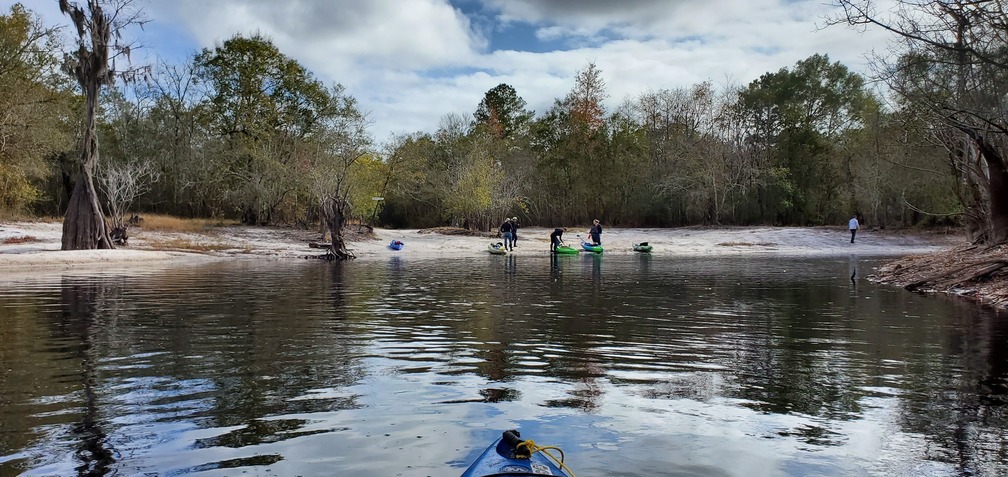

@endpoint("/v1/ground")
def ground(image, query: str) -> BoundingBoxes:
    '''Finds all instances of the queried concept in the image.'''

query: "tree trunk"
[954,124,1008,245]
[324,197,354,260]
[62,84,113,251]
[981,145,1008,245]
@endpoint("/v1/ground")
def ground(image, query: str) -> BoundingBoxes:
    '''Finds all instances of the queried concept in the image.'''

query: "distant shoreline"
[2,221,961,271]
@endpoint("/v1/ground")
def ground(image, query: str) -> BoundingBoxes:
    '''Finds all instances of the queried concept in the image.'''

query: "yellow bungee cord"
[516,439,576,477]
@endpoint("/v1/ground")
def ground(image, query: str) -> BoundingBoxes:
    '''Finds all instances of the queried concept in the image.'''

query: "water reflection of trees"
[183,263,368,435]
[7,258,1004,474]
[4,264,376,475]
[727,284,864,420]
[59,279,116,476]
[893,304,1008,475]
[721,281,1008,472]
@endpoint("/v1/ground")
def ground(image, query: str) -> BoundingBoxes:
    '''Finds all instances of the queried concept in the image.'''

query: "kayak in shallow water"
[389,240,404,250]
[488,242,508,254]
[581,241,603,254]
[460,430,574,477]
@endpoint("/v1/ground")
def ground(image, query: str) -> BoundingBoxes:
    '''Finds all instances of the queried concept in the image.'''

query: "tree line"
[2,1,1005,254]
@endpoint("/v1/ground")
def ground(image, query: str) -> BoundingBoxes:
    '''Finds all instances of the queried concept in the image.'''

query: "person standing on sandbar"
[588,219,602,245]
[499,218,514,251]
[849,214,860,243]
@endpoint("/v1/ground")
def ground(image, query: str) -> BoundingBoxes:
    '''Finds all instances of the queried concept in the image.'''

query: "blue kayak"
[461,430,572,477]
[581,241,603,254]
[389,240,404,250]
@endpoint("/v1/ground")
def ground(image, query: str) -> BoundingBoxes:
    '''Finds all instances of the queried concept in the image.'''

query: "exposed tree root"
[871,243,1008,310]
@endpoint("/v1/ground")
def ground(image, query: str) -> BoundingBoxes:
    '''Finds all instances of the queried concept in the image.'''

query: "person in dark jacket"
[588,219,602,245]
[509,217,519,249]
[550,227,567,252]
[499,218,514,251]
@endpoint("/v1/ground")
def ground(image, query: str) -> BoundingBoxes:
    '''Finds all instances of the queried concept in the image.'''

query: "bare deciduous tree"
[98,158,159,242]
[307,86,371,260]
[831,0,1008,244]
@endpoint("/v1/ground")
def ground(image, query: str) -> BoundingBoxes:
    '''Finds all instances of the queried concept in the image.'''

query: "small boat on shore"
[461,430,573,477]
[488,242,508,254]
[553,245,579,255]
[633,242,652,253]
[581,241,603,254]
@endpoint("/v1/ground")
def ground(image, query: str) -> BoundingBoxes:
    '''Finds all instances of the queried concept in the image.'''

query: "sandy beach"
[0,220,960,271]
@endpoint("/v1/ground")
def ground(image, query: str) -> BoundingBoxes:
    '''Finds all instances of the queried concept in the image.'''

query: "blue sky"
[5,0,892,142]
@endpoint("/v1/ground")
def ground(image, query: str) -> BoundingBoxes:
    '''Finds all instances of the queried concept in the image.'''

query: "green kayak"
[633,242,652,253]
[553,245,579,255]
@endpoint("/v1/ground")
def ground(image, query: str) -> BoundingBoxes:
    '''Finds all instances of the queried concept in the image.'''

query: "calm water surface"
[1,255,1006,476]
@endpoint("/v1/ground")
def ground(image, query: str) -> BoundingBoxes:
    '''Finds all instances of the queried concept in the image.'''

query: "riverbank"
[1,220,956,263]
[6,219,999,308]
[868,242,1008,310]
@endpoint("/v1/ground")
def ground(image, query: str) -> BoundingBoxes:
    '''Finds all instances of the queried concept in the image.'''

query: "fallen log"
[906,260,1008,291]
[934,260,1008,290]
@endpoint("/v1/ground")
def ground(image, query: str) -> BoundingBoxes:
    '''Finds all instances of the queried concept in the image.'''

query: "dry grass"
[717,241,777,247]
[419,226,497,237]
[144,237,233,252]
[3,235,39,244]
[136,214,233,233]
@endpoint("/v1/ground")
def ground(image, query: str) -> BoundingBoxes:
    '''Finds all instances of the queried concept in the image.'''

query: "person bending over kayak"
[550,227,567,252]
[588,219,602,245]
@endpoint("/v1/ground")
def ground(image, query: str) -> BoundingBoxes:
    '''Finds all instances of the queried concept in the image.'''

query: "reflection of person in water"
[591,253,602,284]
[549,252,562,283]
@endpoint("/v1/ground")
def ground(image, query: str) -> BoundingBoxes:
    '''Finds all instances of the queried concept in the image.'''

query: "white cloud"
[2,0,895,144]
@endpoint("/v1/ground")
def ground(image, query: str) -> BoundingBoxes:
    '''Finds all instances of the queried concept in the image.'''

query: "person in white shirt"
[848,215,860,243]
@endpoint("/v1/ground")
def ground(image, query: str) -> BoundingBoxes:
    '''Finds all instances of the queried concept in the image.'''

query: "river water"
[0,255,1005,476]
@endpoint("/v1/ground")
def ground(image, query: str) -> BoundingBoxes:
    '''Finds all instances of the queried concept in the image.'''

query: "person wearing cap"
[588,219,602,245]
[509,217,519,249]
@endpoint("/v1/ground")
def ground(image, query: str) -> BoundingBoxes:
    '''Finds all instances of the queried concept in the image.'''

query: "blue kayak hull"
[461,431,570,477]
[581,242,603,253]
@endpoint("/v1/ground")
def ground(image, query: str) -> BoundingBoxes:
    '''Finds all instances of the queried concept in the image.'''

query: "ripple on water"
[0,257,1005,476]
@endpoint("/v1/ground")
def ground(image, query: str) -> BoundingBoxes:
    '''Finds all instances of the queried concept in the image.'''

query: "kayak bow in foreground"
[460,430,574,477]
